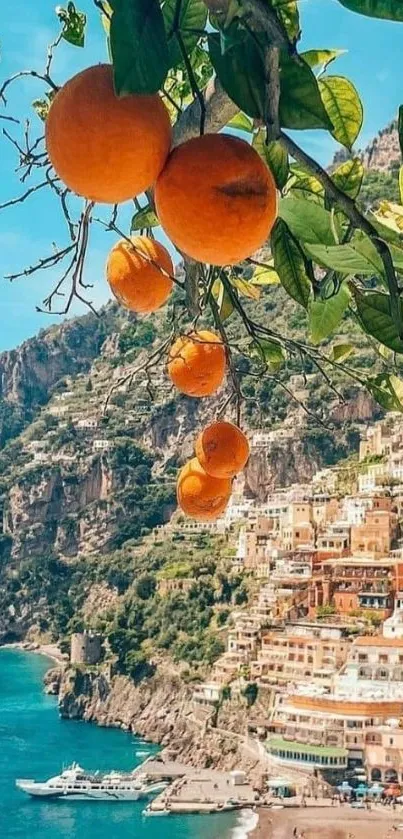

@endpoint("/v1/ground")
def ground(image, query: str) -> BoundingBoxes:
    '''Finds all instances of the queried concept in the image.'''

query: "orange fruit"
[107,236,173,313]
[195,421,250,479]
[168,330,226,397]
[154,133,277,265]
[46,64,172,203]
[177,457,231,521]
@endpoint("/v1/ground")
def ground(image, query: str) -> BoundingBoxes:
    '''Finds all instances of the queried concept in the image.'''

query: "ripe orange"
[46,64,172,204]
[155,134,277,265]
[177,457,231,521]
[107,236,173,313]
[195,421,250,479]
[168,330,226,397]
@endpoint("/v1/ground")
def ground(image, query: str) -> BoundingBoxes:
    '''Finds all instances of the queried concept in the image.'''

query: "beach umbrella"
[385,785,401,797]
[369,783,383,795]
[337,782,352,792]
[356,784,369,796]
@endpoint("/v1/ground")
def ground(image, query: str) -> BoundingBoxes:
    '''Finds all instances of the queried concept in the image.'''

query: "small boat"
[16,762,167,802]
[142,806,171,817]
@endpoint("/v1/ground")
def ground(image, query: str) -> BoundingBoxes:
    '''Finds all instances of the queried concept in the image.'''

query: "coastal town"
[148,412,403,791]
[30,410,403,837]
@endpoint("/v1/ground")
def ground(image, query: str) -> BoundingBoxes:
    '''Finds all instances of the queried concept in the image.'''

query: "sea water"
[0,649,257,839]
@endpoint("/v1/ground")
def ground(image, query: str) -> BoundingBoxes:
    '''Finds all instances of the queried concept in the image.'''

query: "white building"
[77,417,98,431]
[342,495,372,526]
[192,683,221,705]
[93,438,113,452]
[358,462,389,493]
[383,594,403,639]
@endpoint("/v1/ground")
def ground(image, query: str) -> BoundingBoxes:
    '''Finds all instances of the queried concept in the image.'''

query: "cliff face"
[0,314,107,408]
[245,439,316,499]
[58,665,262,774]
[4,456,117,560]
[361,122,400,172]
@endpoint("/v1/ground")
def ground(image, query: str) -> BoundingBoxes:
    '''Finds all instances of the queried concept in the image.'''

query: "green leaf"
[336,0,403,21]
[208,31,266,118]
[318,76,363,150]
[210,34,332,129]
[162,0,207,67]
[229,275,260,300]
[271,219,312,309]
[370,206,403,245]
[387,243,403,273]
[305,235,383,275]
[56,2,86,47]
[353,289,403,353]
[279,52,333,131]
[399,106,403,158]
[279,196,336,246]
[272,0,300,41]
[253,130,289,190]
[227,112,254,132]
[367,373,403,413]
[131,207,159,231]
[249,339,286,371]
[331,157,364,199]
[302,49,347,73]
[100,0,112,34]
[329,343,354,363]
[250,265,280,285]
[288,165,324,201]
[110,0,170,95]
[308,284,351,344]
[212,280,234,322]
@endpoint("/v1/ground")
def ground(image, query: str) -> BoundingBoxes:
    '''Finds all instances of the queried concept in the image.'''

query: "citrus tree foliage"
[3,0,403,418]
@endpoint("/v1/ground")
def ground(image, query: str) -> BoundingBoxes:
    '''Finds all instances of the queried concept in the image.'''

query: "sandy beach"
[251,806,402,838]
[1,642,66,666]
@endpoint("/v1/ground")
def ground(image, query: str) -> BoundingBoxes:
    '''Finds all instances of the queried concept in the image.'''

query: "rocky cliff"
[361,121,400,172]
[57,664,263,775]
[0,313,108,408]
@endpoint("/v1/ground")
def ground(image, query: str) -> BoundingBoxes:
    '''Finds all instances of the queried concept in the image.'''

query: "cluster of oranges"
[45,63,271,519]
[177,421,250,521]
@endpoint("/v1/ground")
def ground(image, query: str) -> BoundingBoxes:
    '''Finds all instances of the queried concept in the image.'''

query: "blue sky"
[0,0,403,351]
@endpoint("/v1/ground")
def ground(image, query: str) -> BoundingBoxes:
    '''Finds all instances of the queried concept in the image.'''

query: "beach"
[251,806,402,838]
[2,641,66,665]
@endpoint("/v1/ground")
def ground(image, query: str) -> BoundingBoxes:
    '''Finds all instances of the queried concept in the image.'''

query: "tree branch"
[240,0,294,52]
[172,76,238,146]
[264,45,280,141]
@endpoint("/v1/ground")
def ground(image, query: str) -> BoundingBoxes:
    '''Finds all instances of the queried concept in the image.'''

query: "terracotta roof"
[354,636,403,647]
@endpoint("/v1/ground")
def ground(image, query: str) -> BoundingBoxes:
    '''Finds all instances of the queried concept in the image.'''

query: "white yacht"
[16,763,167,801]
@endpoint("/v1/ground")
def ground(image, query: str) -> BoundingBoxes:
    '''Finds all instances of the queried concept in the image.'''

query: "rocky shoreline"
[50,663,264,780]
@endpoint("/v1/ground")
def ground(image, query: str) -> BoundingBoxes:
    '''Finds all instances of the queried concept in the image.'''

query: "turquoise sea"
[0,649,257,839]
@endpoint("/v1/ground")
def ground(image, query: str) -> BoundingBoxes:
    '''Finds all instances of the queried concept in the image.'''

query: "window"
[390,738,394,746]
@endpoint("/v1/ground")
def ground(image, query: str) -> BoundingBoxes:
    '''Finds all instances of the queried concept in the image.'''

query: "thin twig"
[5,244,75,281]
[0,178,56,210]
[175,29,206,135]
[103,335,174,414]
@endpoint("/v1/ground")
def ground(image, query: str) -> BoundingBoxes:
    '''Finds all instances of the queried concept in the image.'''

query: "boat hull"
[16,780,167,801]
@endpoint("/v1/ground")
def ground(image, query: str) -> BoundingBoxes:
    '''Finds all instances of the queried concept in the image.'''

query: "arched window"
[371,768,382,782]
[385,769,398,784]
